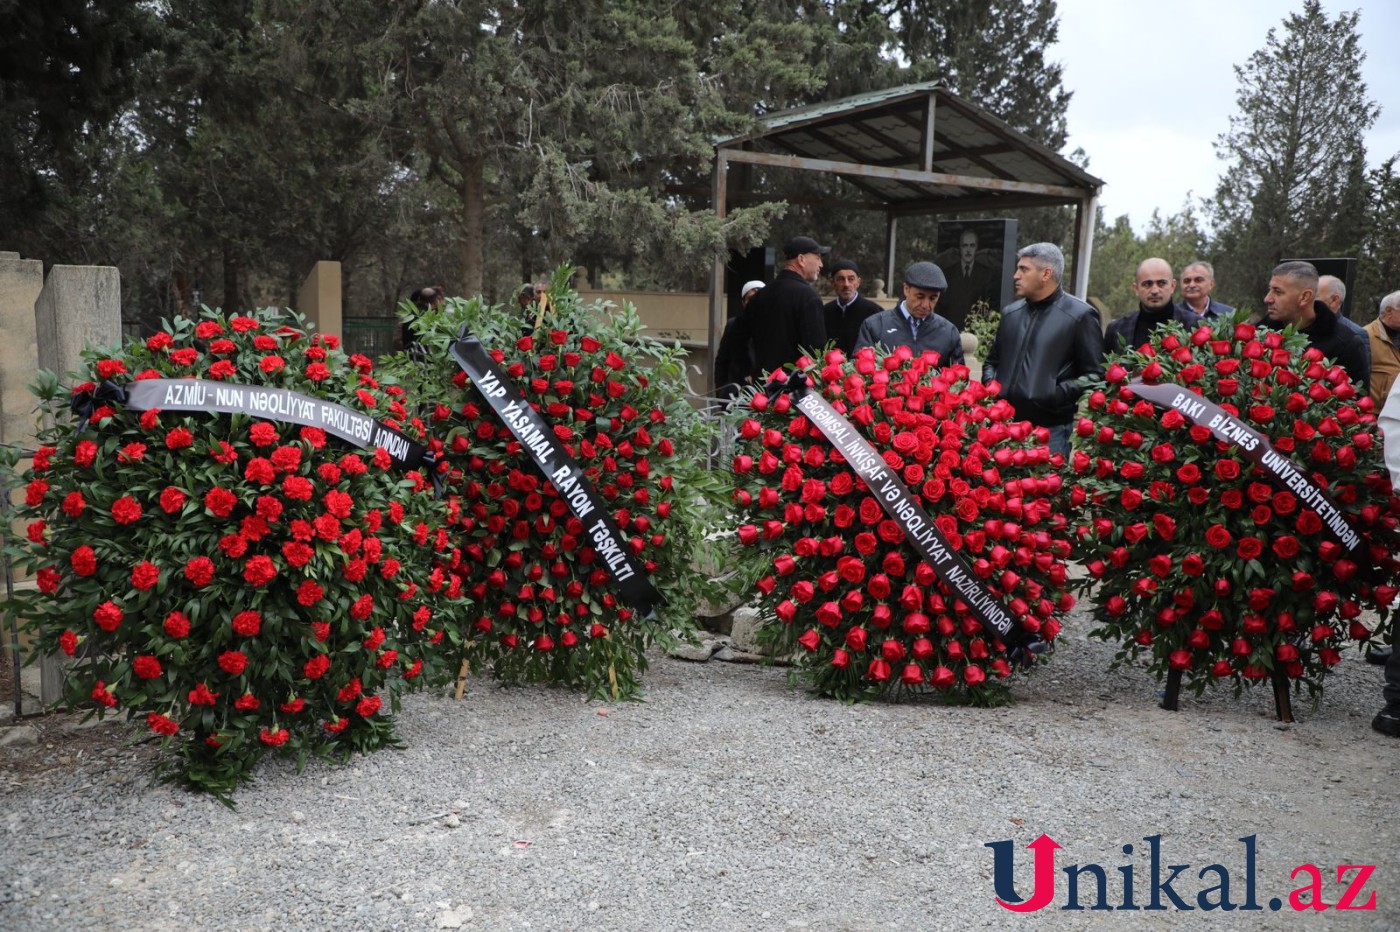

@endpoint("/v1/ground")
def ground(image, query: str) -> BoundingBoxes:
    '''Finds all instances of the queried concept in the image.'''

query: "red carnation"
[111,496,142,525]
[231,610,262,636]
[133,655,163,679]
[204,487,238,518]
[218,651,248,675]
[243,555,278,587]
[163,611,191,638]
[131,561,161,591]
[146,713,178,737]
[188,683,218,706]
[259,728,291,747]
[184,556,215,587]
[94,600,124,632]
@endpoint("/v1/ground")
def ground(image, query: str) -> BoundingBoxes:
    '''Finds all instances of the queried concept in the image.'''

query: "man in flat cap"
[717,235,829,386]
[854,261,964,367]
[823,259,883,355]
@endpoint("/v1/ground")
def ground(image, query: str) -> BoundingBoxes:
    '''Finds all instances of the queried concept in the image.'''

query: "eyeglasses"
[1138,279,1171,289]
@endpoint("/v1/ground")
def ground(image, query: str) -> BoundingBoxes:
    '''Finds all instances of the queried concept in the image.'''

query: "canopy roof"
[704,83,1103,392]
[713,82,1103,214]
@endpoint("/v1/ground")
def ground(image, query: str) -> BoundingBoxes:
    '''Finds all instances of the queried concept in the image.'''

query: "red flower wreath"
[1070,318,1400,701]
[731,346,1076,703]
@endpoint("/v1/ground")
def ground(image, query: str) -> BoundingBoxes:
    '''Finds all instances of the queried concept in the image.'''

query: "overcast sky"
[1051,0,1400,232]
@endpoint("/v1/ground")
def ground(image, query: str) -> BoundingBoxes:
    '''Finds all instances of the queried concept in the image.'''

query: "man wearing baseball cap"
[823,259,883,355]
[717,235,829,386]
[853,260,964,367]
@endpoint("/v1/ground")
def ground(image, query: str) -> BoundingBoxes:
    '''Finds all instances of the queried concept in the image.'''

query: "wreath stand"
[1160,666,1294,722]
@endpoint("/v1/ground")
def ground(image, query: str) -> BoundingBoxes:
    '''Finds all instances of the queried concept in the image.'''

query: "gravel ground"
[1,613,1397,932]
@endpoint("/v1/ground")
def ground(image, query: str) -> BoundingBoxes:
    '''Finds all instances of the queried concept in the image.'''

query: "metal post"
[885,213,899,296]
[1072,193,1099,299]
[1,473,22,718]
[922,94,936,173]
[708,151,729,394]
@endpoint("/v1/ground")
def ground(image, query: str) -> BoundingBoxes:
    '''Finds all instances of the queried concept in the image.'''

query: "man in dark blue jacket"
[1178,261,1234,322]
[854,261,963,368]
[1106,258,1202,353]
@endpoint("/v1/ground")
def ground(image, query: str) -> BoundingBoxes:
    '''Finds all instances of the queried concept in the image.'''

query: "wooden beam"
[890,192,1078,216]
[722,147,1086,199]
[663,184,885,213]
[767,136,898,205]
[802,126,930,201]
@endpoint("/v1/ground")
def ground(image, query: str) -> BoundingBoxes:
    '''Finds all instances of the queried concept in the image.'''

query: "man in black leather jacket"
[1261,260,1369,391]
[982,242,1104,456]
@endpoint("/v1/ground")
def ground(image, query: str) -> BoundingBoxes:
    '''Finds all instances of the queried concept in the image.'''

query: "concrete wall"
[34,265,122,379]
[0,252,44,450]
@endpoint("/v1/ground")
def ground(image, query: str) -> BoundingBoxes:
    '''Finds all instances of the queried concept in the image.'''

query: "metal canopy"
[707,82,1103,387]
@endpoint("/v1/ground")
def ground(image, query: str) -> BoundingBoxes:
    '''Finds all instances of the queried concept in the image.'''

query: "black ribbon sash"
[777,374,1034,651]
[1127,381,1361,554]
[117,379,430,468]
[448,333,661,617]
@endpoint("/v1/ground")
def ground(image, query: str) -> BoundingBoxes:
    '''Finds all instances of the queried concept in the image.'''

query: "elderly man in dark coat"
[854,261,964,367]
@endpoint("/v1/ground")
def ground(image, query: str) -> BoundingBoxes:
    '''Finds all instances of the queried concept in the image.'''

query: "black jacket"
[854,307,964,367]
[1105,303,1201,353]
[722,269,827,381]
[983,288,1104,427]
[1263,300,1369,391]
[823,295,884,355]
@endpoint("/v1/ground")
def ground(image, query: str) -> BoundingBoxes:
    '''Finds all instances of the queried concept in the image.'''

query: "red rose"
[1236,537,1264,560]
[797,629,821,651]
[1204,525,1232,549]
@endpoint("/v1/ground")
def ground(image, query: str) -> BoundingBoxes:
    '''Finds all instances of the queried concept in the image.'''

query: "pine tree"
[1209,0,1378,303]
